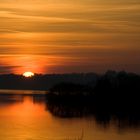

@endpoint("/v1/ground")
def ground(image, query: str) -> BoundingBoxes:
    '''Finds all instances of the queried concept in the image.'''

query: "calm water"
[0,90,140,140]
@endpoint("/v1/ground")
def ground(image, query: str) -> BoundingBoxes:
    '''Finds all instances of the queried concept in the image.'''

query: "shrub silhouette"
[47,71,140,116]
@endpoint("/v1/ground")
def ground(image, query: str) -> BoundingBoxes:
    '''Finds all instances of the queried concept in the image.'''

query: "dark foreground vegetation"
[46,71,140,120]
[46,101,140,130]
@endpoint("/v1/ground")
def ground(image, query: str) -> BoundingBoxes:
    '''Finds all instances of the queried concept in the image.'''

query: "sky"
[0,0,140,74]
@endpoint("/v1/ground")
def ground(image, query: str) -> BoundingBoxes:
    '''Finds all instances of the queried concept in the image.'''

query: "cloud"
[0,0,140,74]
[0,65,21,74]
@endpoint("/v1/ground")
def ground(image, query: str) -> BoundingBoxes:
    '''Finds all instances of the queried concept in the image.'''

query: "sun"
[23,72,34,77]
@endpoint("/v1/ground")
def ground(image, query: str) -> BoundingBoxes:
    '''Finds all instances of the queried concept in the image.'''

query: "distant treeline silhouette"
[0,73,99,90]
[46,71,140,118]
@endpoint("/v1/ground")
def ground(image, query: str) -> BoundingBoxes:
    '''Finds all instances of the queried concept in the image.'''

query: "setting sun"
[23,72,34,77]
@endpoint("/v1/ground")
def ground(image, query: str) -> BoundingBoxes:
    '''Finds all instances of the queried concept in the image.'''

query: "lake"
[0,90,140,140]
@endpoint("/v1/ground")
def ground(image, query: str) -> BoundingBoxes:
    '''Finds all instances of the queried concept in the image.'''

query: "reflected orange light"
[8,97,46,117]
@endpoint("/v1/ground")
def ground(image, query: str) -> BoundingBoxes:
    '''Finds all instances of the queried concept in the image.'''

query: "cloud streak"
[0,0,140,74]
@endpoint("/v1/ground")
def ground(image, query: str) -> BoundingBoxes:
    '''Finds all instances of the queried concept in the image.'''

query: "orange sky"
[0,0,140,74]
